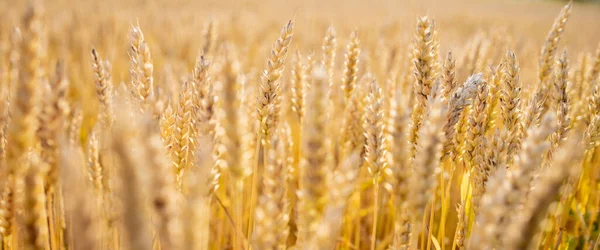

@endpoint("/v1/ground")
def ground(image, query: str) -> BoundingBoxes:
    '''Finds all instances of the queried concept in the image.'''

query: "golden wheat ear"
[342,30,360,103]
[91,49,115,127]
[409,16,439,161]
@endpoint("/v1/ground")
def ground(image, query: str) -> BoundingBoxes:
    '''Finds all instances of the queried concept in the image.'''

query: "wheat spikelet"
[485,129,507,169]
[500,50,523,164]
[67,107,83,146]
[257,20,294,142]
[172,81,195,190]
[543,50,570,167]
[192,58,225,195]
[342,30,359,102]
[469,89,493,216]
[455,201,469,248]
[363,79,389,250]
[523,88,546,131]
[341,89,365,161]
[538,1,572,87]
[160,104,176,153]
[585,113,600,148]
[364,79,389,181]
[456,79,490,247]
[291,50,306,120]
[323,26,337,90]
[535,2,572,118]
[484,63,502,133]
[86,127,104,193]
[305,52,316,85]
[442,50,457,99]
[408,16,438,160]
[91,49,115,127]
[464,79,488,167]
[0,175,14,237]
[129,24,155,107]
[193,56,214,135]
[431,21,441,79]
[588,86,600,125]
[441,74,482,160]
[323,28,343,151]
[585,45,600,125]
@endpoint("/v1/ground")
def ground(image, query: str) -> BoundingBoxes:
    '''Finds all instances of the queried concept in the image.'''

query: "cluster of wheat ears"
[0,0,599,249]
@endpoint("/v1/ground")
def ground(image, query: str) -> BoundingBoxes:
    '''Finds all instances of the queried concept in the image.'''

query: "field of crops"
[0,0,600,249]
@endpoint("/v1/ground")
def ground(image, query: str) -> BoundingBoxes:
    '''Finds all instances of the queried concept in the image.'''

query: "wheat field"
[0,0,599,249]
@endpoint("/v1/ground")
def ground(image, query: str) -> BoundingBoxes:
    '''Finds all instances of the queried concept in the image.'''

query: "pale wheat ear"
[291,49,307,121]
[543,50,570,168]
[501,50,522,165]
[257,19,294,143]
[466,79,489,213]
[531,1,572,125]
[442,50,458,99]
[128,23,156,115]
[583,43,600,126]
[442,73,482,162]
[91,48,115,127]
[409,16,439,161]
[342,30,360,102]
[249,19,295,243]
[171,80,196,190]
[538,1,572,87]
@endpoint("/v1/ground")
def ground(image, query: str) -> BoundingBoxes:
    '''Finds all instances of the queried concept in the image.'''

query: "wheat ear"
[409,16,438,160]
